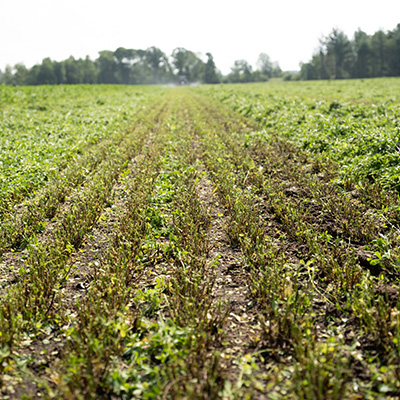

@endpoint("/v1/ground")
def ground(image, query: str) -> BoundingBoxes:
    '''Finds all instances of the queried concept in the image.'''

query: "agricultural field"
[1,78,400,399]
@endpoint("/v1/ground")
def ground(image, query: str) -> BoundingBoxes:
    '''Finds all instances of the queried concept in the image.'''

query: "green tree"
[256,53,281,78]
[3,65,14,85]
[114,47,135,84]
[37,58,57,84]
[370,30,388,76]
[295,23,400,81]
[97,51,117,84]
[171,48,205,83]
[387,24,400,76]
[204,52,219,83]
[53,61,67,84]
[64,57,84,84]
[354,30,371,78]
[144,47,171,83]
[300,61,316,80]
[83,56,98,83]
[26,65,40,85]
[13,64,28,85]
[324,28,354,79]
[130,49,151,84]
[229,59,253,83]
[257,53,272,76]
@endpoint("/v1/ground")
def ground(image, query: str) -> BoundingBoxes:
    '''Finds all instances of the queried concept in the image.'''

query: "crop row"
[0,85,166,210]
[2,83,400,399]
[2,91,231,399]
[195,81,400,190]
[187,90,400,398]
[0,90,168,397]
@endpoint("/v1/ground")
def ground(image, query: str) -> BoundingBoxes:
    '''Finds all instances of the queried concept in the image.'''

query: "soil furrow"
[4,87,400,399]
[197,168,265,375]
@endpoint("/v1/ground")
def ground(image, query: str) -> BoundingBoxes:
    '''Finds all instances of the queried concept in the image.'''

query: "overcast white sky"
[1,0,399,74]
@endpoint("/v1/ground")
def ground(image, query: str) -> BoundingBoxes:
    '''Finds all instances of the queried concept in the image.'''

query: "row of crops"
[0,85,169,204]
[1,80,400,399]
[197,79,400,189]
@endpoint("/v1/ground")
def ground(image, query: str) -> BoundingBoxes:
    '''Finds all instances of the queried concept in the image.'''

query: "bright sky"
[1,0,399,74]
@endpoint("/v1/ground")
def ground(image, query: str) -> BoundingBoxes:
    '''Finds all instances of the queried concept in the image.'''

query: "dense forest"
[1,23,399,85]
[300,24,400,80]
[0,47,281,86]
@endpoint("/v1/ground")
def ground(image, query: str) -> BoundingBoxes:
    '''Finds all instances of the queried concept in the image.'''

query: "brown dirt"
[196,169,263,379]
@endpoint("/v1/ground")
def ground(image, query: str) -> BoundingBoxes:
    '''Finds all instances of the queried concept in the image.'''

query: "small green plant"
[292,337,351,400]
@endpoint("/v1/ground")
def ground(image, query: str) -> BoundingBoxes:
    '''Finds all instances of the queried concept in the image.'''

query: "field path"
[197,167,263,376]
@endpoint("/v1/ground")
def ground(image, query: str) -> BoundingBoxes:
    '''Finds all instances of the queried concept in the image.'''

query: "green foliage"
[301,24,400,80]
[3,47,220,86]
[196,79,400,190]
[0,85,161,208]
[3,84,400,399]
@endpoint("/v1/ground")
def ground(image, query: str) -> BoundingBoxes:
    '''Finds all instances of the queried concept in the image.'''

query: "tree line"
[0,47,282,86]
[300,24,400,80]
[4,22,398,86]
